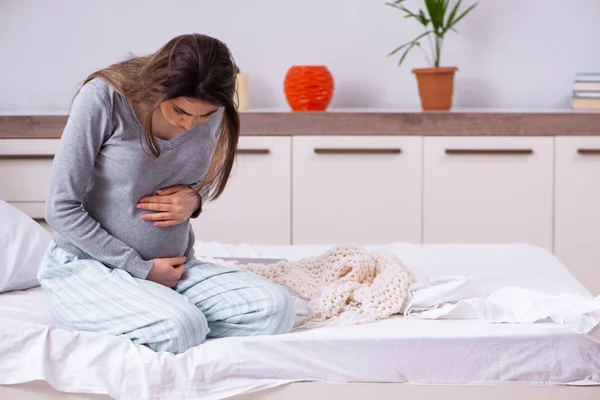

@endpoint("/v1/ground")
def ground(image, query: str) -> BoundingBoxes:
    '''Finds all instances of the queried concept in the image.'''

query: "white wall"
[1,0,599,112]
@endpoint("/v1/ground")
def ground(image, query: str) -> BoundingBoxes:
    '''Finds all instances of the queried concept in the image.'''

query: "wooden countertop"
[1,110,599,138]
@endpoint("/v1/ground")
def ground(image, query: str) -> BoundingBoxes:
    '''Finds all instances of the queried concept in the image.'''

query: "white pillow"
[0,201,51,293]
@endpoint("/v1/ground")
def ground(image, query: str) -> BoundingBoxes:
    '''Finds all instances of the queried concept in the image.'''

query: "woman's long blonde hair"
[82,33,240,201]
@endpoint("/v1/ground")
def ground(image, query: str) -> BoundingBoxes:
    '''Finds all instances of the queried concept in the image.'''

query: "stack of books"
[572,73,600,110]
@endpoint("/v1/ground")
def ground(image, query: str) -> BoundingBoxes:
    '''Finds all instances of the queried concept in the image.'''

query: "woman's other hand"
[147,257,186,287]
[137,185,201,227]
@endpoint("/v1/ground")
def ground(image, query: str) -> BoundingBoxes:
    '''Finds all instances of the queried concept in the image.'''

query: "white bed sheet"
[0,242,598,400]
[194,242,593,297]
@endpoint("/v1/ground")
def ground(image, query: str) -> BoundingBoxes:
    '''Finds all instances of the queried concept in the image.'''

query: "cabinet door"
[0,139,59,201]
[191,137,291,245]
[292,136,422,244]
[555,137,600,295]
[423,137,553,250]
[0,139,59,233]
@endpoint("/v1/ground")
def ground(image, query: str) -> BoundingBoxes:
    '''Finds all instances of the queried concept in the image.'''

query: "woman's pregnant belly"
[86,194,190,260]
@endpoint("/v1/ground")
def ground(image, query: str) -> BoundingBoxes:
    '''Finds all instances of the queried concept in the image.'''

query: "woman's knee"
[255,283,297,335]
[143,303,209,354]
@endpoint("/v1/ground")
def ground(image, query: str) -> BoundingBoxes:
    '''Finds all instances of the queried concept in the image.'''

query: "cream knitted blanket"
[206,244,416,328]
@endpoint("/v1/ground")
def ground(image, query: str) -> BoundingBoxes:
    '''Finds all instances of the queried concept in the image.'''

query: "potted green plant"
[386,0,478,110]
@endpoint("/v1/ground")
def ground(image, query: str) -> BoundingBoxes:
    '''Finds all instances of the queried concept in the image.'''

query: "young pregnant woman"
[38,33,295,354]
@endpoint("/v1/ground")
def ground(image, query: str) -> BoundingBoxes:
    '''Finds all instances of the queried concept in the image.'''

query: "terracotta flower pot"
[284,65,334,111]
[412,67,458,111]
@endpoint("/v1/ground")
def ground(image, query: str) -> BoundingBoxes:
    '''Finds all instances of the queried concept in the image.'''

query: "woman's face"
[159,97,220,131]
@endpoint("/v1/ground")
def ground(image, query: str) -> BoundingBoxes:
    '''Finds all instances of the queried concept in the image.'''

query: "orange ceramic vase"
[284,66,334,111]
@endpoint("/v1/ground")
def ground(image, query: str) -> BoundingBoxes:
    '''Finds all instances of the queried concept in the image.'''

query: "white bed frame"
[2,381,598,400]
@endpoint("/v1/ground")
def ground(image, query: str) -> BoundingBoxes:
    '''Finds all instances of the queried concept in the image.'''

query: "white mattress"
[0,242,599,400]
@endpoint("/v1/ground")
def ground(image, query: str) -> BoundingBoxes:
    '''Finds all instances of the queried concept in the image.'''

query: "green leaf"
[384,0,407,5]
[384,2,404,11]
[445,0,462,29]
[440,0,451,32]
[402,9,422,19]
[387,30,433,57]
[424,0,446,33]
[387,41,413,57]
[397,42,421,67]
[385,1,410,11]
[385,2,402,10]
[446,2,477,31]
[418,10,430,26]
[386,1,425,22]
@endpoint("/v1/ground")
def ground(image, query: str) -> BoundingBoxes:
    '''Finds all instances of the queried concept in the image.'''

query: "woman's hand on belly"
[136,185,201,227]
[146,256,186,287]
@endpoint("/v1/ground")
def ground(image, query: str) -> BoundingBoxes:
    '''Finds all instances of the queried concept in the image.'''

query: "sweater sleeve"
[188,185,203,219]
[184,227,196,261]
[45,81,154,279]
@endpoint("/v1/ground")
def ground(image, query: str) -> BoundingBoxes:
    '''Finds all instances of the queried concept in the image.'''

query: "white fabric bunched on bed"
[403,275,600,343]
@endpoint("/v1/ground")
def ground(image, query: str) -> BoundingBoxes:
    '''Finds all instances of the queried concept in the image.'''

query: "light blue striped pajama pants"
[38,242,296,354]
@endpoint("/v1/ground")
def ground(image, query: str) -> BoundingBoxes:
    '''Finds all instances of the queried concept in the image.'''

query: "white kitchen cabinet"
[0,139,58,233]
[191,136,291,245]
[0,139,59,202]
[555,137,600,295]
[423,137,554,250]
[292,136,422,244]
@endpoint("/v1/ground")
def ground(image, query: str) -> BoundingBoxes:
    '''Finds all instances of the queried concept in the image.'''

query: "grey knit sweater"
[46,78,222,278]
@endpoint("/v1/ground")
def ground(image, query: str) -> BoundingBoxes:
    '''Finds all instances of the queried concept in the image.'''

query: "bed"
[0,240,599,400]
